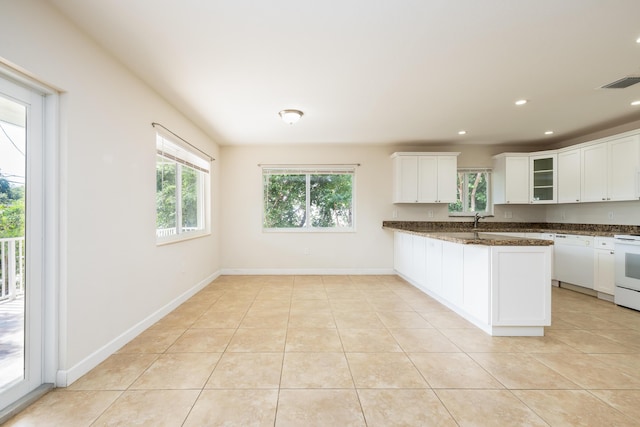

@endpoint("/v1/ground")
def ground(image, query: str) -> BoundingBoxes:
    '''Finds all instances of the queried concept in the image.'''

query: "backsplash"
[390,201,640,226]
[382,220,640,235]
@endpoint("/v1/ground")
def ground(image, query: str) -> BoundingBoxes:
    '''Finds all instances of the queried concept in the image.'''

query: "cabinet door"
[530,154,557,203]
[608,135,640,201]
[412,235,427,287]
[425,238,442,293]
[442,241,464,306]
[394,232,412,277]
[505,157,530,203]
[417,156,438,202]
[436,156,458,203]
[393,156,419,202]
[581,143,608,202]
[594,249,615,295]
[558,149,581,203]
[462,245,490,322]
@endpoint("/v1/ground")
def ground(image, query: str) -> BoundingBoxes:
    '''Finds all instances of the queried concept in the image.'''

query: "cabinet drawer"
[594,237,615,251]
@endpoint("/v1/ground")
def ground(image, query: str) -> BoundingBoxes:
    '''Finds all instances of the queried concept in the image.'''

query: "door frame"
[0,61,59,416]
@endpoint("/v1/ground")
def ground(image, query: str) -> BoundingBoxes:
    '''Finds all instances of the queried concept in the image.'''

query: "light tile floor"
[6,275,640,426]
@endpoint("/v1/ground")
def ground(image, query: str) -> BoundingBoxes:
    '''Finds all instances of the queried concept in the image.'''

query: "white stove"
[614,235,640,311]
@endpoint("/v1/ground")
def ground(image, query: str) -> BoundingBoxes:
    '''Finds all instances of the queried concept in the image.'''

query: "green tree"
[156,160,177,229]
[0,173,25,238]
[263,173,353,228]
[263,174,306,228]
[310,174,352,227]
[449,171,488,214]
[181,166,198,228]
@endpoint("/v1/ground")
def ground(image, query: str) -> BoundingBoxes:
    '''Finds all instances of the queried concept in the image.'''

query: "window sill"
[448,212,494,218]
[263,227,356,233]
[156,229,211,246]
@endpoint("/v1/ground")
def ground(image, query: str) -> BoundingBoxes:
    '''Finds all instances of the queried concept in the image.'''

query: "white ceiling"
[48,0,640,146]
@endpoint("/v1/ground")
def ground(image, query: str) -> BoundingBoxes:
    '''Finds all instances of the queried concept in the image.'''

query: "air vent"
[601,76,640,89]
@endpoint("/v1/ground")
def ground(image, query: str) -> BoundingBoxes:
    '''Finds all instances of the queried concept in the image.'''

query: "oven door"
[615,240,640,291]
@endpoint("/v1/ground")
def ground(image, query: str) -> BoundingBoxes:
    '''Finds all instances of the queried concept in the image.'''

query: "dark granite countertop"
[388,229,554,246]
[383,221,640,246]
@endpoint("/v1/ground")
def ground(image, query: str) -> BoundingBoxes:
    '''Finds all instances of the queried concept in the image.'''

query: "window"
[262,167,355,231]
[448,169,492,216]
[156,131,209,242]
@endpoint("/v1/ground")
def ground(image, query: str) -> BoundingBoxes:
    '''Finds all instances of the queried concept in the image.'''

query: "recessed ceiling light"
[631,100,640,106]
[515,99,528,106]
[458,130,467,135]
[544,131,554,135]
[636,37,640,44]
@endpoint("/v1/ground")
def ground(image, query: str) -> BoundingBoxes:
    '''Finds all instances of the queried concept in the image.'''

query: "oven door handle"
[615,239,640,245]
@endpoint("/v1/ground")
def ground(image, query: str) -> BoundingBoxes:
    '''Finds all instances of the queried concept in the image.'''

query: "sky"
[0,120,26,186]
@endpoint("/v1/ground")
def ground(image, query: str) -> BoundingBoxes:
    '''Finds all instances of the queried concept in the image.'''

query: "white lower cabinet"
[441,242,463,306]
[412,235,427,287]
[393,232,426,287]
[393,231,551,336]
[491,247,552,326]
[594,237,615,296]
[462,245,490,323]
[425,238,442,293]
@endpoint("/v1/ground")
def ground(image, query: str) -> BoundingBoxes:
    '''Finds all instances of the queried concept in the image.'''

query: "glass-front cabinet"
[530,153,557,203]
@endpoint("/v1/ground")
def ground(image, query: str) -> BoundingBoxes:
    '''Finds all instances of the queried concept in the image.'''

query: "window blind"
[156,132,210,173]
[262,166,356,175]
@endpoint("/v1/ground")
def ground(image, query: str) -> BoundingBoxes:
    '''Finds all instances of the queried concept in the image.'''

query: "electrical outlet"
[503,211,512,219]
[303,247,310,255]
[561,211,566,220]
[608,211,614,220]
[427,210,434,218]
[392,210,398,219]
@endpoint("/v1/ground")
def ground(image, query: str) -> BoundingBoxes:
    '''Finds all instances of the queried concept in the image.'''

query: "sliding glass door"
[0,75,44,411]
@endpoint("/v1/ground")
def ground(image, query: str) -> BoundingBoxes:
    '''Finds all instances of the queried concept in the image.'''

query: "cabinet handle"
[602,198,606,201]
[576,199,579,202]
[610,251,614,255]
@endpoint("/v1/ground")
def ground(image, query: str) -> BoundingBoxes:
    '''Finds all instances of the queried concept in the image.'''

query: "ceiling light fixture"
[458,130,467,135]
[515,99,528,106]
[544,131,554,135]
[636,37,640,44]
[631,100,640,106]
[279,109,303,125]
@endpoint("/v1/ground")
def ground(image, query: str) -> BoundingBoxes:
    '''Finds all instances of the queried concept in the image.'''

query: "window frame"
[448,168,493,217]
[155,130,210,244]
[262,166,356,232]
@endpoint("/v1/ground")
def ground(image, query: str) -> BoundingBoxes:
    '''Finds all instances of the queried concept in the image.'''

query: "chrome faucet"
[473,212,481,229]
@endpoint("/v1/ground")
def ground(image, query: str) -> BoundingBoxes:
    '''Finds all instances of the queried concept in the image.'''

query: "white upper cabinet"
[492,154,529,204]
[608,135,640,201]
[557,148,581,203]
[391,152,459,203]
[435,155,458,203]
[392,155,419,203]
[530,153,557,204]
[581,142,608,202]
[495,129,640,205]
[581,134,640,202]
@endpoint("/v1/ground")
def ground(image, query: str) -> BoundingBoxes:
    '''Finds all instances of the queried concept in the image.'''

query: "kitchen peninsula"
[385,222,554,337]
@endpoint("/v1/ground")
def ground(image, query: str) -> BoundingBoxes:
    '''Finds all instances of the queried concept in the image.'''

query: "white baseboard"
[56,270,221,387]
[220,268,395,275]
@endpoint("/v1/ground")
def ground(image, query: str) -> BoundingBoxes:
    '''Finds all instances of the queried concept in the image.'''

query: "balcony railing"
[0,237,25,302]
[156,227,199,238]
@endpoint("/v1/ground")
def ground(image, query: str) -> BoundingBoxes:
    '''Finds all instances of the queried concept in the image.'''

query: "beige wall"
[1,0,221,382]
[220,144,394,272]
[546,201,640,225]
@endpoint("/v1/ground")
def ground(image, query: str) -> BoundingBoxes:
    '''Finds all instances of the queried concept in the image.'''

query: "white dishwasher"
[554,234,595,289]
